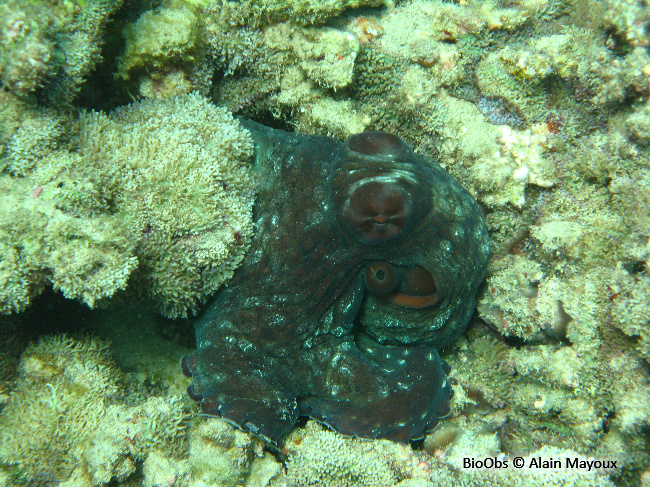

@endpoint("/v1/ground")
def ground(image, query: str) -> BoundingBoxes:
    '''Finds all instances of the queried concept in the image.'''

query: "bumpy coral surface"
[0,336,189,485]
[0,93,255,318]
[77,93,256,318]
[0,0,123,104]
[284,421,427,486]
[0,154,138,314]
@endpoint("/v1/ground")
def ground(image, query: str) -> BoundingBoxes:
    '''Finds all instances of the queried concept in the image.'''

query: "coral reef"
[604,0,650,48]
[117,4,211,100]
[140,417,283,487]
[610,269,650,361]
[0,91,70,176]
[0,0,123,104]
[284,422,428,486]
[209,0,387,28]
[0,92,256,318]
[1,0,649,484]
[79,93,256,318]
[209,20,367,137]
[0,335,189,485]
[0,323,287,487]
[0,159,138,314]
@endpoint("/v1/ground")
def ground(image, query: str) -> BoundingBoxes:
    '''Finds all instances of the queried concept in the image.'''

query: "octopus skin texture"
[181,121,490,444]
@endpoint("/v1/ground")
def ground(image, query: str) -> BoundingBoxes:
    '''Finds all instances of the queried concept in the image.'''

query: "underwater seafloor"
[1,0,650,486]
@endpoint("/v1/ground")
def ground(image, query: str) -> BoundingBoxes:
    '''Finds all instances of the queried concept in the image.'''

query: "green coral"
[0,91,69,176]
[80,93,256,317]
[447,332,516,411]
[610,270,650,361]
[116,4,212,99]
[204,0,386,29]
[210,20,367,137]
[118,5,201,80]
[0,158,137,313]
[1,0,650,483]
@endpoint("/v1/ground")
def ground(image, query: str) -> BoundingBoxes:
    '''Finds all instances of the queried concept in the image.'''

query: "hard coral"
[285,422,426,486]
[0,91,68,176]
[0,157,138,314]
[210,20,366,137]
[206,0,386,29]
[117,4,212,99]
[611,270,650,362]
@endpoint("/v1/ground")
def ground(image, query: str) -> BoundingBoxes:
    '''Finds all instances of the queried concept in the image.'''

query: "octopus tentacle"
[298,333,451,443]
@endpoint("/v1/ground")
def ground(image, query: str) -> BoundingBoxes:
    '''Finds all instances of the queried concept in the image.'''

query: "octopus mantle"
[181,121,490,444]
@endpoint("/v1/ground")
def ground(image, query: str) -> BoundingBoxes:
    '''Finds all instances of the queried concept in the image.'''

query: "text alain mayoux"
[463,456,618,471]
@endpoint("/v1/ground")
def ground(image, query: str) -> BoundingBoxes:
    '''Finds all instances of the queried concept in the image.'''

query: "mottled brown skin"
[181,122,489,444]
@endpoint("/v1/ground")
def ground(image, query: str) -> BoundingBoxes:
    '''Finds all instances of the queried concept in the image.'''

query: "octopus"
[181,121,490,444]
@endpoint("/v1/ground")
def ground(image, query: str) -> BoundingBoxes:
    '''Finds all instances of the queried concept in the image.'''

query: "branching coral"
[0,91,69,176]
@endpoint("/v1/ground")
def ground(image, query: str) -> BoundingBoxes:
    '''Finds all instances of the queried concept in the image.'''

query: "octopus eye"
[364,261,400,295]
[342,181,414,243]
[386,265,439,309]
[401,265,437,296]
[365,262,440,309]
[345,131,414,161]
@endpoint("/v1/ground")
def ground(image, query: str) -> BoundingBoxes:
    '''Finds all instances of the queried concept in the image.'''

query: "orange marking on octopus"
[384,293,439,309]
